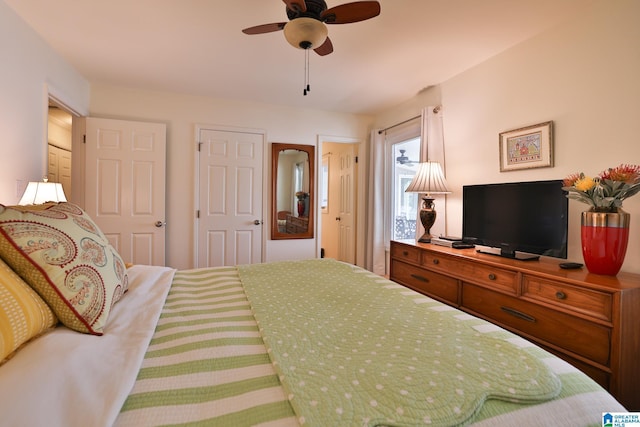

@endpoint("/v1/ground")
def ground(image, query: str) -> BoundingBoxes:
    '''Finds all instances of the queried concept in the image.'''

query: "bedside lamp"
[404,161,451,243]
[18,178,67,205]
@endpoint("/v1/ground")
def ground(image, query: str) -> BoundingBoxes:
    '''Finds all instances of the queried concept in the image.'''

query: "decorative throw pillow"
[0,257,57,363]
[0,203,128,335]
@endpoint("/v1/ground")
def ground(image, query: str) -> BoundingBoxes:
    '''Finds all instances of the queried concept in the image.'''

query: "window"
[391,137,420,240]
[320,156,329,212]
[381,117,422,250]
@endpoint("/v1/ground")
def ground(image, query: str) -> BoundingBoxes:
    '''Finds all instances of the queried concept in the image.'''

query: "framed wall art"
[499,121,553,172]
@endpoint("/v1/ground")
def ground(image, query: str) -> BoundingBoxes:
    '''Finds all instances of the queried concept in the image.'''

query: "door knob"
[155,221,166,228]
[254,220,263,225]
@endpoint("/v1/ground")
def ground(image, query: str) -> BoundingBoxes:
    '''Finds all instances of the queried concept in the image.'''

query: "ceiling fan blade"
[283,0,307,13]
[242,22,287,35]
[314,37,333,56]
[321,1,380,24]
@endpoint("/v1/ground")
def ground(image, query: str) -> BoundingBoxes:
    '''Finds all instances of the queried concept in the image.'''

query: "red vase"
[297,199,305,217]
[581,208,630,275]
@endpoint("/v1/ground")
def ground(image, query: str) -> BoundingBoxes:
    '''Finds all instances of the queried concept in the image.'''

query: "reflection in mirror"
[271,143,315,239]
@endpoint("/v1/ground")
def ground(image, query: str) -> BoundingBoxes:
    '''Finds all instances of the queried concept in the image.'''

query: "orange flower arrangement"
[562,164,640,211]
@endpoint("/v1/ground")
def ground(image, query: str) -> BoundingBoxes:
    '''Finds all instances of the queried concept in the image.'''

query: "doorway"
[45,98,168,266]
[320,141,358,264]
[47,100,74,200]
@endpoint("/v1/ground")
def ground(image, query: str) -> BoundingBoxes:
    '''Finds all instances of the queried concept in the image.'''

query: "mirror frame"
[271,143,315,240]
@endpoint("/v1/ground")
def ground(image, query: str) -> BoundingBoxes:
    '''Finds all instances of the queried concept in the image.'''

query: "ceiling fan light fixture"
[284,17,328,50]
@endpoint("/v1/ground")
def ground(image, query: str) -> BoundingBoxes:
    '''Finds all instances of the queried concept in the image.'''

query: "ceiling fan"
[396,149,417,166]
[242,0,381,56]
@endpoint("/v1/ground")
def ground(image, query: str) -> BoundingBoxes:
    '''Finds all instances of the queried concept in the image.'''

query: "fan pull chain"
[303,48,310,96]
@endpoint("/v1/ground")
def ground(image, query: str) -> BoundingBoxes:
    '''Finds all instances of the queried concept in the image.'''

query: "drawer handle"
[410,274,430,283]
[403,251,409,256]
[488,273,496,280]
[500,306,536,323]
[433,259,440,265]
[555,291,567,300]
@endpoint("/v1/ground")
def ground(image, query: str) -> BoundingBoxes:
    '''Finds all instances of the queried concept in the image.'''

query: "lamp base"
[417,234,432,243]
[417,196,437,244]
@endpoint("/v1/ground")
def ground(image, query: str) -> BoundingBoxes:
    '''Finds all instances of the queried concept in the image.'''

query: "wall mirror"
[271,143,315,239]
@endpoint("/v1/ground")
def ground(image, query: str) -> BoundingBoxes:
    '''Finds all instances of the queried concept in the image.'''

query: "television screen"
[462,180,568,260]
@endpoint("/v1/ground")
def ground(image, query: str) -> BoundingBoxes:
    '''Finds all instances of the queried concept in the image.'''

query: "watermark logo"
[603,413,640,427]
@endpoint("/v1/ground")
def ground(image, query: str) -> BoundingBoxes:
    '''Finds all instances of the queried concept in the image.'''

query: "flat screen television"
[462,179,568,260]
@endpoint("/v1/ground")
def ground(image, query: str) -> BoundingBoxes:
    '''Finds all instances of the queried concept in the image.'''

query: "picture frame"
[499,121,553,172]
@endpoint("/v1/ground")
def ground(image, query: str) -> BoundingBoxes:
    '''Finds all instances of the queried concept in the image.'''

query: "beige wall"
[374,0,640,273]
[0,0,89,204]
[0,0,372,271]
[430,0,639,272]
[89,85,373,269]
[5,0,640,273]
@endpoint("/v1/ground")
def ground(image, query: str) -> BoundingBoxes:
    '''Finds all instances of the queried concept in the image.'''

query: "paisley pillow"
[0,203,128,335]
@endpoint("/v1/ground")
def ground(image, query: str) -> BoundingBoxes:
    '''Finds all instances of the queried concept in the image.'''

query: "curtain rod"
[377,115,420,135]
[377,105,441,135]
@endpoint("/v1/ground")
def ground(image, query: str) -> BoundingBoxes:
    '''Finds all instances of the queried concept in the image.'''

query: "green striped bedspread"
[115,260,625,426]
[115,266,298,426]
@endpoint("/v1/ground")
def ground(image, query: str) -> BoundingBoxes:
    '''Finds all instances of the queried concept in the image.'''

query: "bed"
[0,203,627,426]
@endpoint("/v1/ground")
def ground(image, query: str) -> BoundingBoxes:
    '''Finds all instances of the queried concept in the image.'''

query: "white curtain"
[365,118,421,275]
[421,106,445,163]
[365,129,386,275]
[365,108,447,275]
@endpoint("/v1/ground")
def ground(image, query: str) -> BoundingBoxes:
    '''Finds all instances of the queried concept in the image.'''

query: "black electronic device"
[462,179,568,261]
[451,242,475,249]
[559,262,584,269]
[439,235,463,242]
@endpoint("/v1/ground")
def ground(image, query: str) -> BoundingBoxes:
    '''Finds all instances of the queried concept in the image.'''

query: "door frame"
[317,135,365,267]
[193,124,268,268]
[45,83,88,207]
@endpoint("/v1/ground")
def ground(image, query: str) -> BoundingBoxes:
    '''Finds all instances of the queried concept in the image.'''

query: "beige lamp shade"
[284,17,328,50]
[405,161,450,243]
[404,161,451,195]
[18,180,67,205]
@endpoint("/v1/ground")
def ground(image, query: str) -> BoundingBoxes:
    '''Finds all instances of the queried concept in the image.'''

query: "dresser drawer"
[390,243,422,264]
[522,276,612,322]
[423,253,518,295]
[390,259,459,305]
[462,283,611,365]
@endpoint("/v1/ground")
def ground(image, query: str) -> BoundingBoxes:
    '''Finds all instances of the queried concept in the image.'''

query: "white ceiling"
[5,0,596,115]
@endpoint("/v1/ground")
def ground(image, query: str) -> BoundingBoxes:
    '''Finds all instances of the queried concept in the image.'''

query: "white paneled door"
[338,144,356,264]
[197,128,264,267]
[85,118,167,266]
[47,144,72,198]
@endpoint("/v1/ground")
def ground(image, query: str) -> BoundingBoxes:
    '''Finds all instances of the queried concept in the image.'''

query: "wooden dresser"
[285,214,309,233]
[389,240,640,410]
